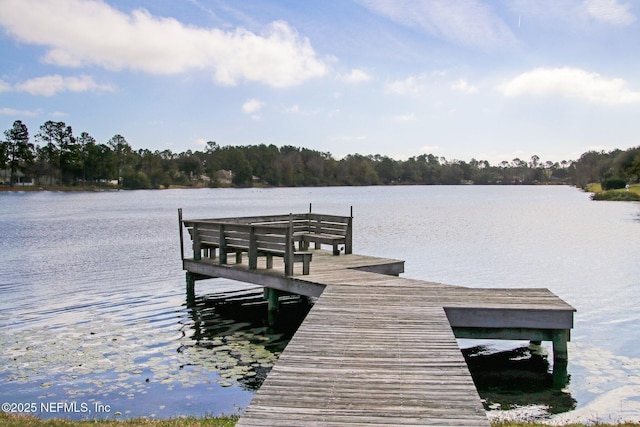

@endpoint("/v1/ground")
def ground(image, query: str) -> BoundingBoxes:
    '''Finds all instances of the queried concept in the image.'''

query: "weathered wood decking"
[180,212,575,426]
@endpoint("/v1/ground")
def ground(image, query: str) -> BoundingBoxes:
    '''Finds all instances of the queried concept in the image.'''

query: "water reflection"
[182,283,312,391]
[463,345,576,418]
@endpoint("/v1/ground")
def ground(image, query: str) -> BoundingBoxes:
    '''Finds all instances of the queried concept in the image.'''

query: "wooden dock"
[180,211,575,426]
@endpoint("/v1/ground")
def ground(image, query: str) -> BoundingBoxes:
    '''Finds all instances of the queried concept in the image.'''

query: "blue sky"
[1,0,639,164]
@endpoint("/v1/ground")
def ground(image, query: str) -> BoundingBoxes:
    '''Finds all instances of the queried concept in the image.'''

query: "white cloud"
[0,80,11,92]
[509,0,636,30]
[354,0,517,49]
[498,67,640,106]
[13,74,114,96]
[242,99,263,119]
[0,107,41,117]
[584,0,636,26]
[0,0,328,88]
[452,79,478,94]
[340,69,373,84]
[393,113,415,121]
[385,75,426,96]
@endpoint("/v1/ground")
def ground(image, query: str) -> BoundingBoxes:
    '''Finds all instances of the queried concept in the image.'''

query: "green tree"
[77,132,97,183]
[2,120,34,185]
[0,136,6,171]
[374,155,401,184]
[228,148,253,186]
[35,121,76,184]
[107,134,133,188]
[177,150,203,182]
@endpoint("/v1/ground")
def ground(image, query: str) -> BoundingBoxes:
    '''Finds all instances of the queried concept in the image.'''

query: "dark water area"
[463,346,577,417]
[1,186,639,423]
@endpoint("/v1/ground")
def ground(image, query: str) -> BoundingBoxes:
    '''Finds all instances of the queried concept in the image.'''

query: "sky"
[1,0,640,164]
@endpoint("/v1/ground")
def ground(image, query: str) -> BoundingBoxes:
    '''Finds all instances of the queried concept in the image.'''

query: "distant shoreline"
[0,182,569,193]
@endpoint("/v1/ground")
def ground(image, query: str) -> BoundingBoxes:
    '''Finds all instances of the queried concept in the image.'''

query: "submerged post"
[265,287,280,326]
[186,272,196,306]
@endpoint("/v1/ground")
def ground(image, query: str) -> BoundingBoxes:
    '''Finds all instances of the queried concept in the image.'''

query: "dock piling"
[178,208,185,261]
[186,272,196,306]
[264,287,280,325]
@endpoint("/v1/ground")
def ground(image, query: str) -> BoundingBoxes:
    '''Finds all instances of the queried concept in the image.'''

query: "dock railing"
[180,209,353,276]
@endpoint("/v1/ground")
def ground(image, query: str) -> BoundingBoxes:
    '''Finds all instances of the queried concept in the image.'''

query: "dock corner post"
[186,272,196,306]
[552,329,570,388]
[345,209,353,254]
[552,329,569,365]
[285,214,294,276]
[178,208,185,261]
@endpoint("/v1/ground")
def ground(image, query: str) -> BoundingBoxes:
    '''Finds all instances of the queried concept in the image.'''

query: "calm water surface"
[0,186,639,423]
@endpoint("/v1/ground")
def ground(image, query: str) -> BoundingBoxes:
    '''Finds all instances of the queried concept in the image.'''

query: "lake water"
[1,186,639,423]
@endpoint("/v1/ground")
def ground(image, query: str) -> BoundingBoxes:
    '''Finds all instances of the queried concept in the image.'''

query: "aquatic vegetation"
[591,190,640,201]
[0,289,307,419]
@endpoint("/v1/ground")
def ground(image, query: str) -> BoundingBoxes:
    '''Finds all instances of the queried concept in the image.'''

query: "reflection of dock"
[179,210,575,426]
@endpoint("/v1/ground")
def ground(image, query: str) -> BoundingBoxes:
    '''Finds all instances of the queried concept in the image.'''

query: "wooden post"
[309,203,312,213]
[345,207,353,255]
[219,224,227,264]
[249,226,257,270]
[285,214,294,276]
[192,224,201,261]
[553,329,569,364]
[552,329,570,388]
[553,359,569,389]
[265,287,280,326]
[178,208,185,261]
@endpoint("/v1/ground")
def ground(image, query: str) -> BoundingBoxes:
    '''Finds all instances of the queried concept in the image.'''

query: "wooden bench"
[241,213,353,256]
[183,220,312,276]
[296,213,352,255]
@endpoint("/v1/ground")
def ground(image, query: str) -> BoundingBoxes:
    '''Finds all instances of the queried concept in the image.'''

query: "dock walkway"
[180,212,575,426]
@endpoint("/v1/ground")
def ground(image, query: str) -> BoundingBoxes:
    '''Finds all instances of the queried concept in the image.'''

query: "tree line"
[1,119,639,189]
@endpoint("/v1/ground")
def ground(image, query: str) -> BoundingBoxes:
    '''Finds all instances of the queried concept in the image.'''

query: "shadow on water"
[463,345,576,417]
[181,284,313,391]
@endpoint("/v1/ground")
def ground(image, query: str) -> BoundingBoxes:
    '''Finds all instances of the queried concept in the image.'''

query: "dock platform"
[180,211,575,426]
